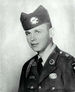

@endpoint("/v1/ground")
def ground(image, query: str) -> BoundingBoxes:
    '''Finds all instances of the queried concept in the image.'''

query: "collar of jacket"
[25,55,38,78]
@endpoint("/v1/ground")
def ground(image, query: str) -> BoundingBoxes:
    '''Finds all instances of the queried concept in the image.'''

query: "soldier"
[18,5,75,92]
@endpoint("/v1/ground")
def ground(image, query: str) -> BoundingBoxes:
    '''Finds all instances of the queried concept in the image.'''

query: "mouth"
[31,43,39,47]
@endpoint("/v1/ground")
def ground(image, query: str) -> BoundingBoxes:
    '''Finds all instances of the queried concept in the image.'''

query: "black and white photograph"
[0,0,75,92]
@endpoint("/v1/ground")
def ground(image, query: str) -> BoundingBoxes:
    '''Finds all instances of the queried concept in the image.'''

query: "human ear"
[49,27,55,38]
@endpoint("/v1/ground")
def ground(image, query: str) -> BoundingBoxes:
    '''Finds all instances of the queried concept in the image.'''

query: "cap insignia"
[30,17,39,24]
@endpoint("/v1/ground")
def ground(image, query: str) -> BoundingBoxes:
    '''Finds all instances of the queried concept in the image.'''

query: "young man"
[18,5,75,92]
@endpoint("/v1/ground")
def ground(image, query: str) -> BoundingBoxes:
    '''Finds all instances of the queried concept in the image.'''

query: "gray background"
[0,0,75,92]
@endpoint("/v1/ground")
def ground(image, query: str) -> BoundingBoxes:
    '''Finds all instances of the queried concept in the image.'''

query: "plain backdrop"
[0,0,75,92]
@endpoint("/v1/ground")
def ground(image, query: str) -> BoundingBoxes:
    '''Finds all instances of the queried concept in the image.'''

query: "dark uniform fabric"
[18,46,75,92]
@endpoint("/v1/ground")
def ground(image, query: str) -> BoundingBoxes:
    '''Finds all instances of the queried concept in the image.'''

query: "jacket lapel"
[39,46,59,83]
[26,55,38,78]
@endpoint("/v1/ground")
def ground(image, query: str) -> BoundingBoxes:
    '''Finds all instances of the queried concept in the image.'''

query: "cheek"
[39,33,49,42]
[26,37,31,44]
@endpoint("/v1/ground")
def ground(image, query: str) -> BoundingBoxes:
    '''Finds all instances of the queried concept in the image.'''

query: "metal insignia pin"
[30,17,39,24]
[60,51,62,54]
[49,73,57,79]
[49,59,55,65]
[65,53,69,57]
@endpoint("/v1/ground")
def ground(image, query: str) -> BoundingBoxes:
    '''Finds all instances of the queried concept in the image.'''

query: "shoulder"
[55,46,74,61]
[57,48,75,72]
[21,54,38,78]
[58,49,75,61]
[22,54,38,71]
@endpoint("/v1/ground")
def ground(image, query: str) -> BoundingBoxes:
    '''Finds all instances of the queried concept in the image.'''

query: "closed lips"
[31,43,38,45]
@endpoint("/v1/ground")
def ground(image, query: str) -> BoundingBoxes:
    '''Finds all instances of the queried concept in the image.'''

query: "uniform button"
[60,51,62,54]
[39,86,42,89]
[73,66,75,70]
[30,85,34,89]
[29,76,36,79]
[52,87,55,90]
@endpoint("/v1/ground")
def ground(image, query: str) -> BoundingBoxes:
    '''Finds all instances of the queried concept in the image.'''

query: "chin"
[33,48,44,54]
[32,47,40,52]
[32,49,39,52]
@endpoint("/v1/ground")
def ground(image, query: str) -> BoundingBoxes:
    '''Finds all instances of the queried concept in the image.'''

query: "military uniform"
[19,5,75,92]
[18,46,75,92]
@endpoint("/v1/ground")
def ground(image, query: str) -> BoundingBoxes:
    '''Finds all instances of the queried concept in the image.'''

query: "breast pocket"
[27,75,38,92]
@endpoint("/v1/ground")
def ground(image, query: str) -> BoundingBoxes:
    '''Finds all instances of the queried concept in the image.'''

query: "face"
[25,23,51,53]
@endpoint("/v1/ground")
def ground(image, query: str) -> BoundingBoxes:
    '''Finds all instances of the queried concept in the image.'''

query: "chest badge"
[49,73,57,79]
[49,59,55,65]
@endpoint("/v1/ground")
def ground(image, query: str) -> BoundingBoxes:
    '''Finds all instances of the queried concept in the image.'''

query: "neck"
[38,42,53,58]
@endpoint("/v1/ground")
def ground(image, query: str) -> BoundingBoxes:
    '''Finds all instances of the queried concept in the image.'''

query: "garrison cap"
[20,5,52,30]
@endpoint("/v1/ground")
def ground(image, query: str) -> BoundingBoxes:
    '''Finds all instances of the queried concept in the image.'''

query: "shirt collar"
[38,43,56,66]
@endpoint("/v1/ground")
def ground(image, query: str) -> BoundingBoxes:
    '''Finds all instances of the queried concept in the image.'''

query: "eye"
[35,30,40,33]
[25,32,30,35]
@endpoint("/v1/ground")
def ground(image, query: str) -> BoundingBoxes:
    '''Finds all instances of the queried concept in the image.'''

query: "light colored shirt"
[38,44,56,66]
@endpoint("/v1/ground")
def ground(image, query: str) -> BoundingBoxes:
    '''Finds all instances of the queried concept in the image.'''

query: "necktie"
[37,58,43,75]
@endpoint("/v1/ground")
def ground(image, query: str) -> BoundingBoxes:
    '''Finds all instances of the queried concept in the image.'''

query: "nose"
[30,33,36,41]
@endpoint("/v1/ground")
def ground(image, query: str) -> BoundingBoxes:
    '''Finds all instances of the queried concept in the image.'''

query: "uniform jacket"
[18,46,75,92]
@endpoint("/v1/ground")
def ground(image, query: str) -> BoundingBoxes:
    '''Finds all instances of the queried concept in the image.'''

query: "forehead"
[25,23,49,32]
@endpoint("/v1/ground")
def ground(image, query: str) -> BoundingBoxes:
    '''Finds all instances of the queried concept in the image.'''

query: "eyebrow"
[35,29,40,32]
